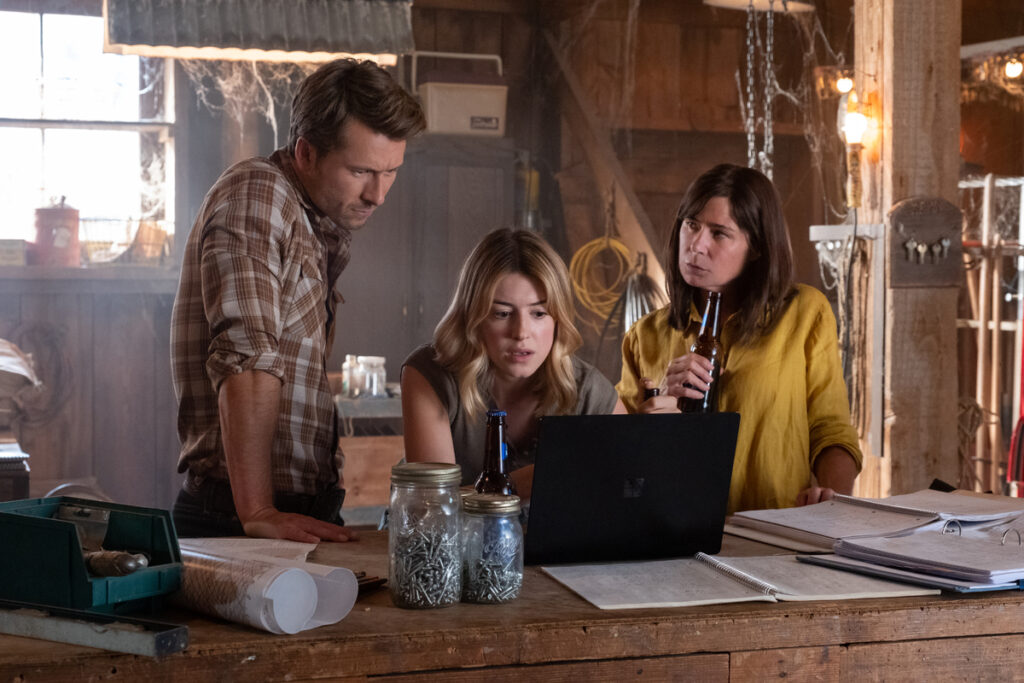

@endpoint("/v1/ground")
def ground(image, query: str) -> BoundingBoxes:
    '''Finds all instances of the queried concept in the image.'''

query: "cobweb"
[960,178,1024,244]
[179,60,317,147]
[960,177,1024,300]
[553,2,855,362]
[555,2,853,247]
[555,0,641,156]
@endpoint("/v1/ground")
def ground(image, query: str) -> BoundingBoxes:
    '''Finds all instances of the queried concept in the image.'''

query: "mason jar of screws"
[461,493,523,604]
[388,462,463,609]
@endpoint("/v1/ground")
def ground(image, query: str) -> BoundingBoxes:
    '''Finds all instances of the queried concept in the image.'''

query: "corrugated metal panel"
[105,0,414,55]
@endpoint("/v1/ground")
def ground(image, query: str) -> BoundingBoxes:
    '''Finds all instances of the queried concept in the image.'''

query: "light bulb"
[835,76,854,94]
[1006,59,1023,79]
[842,111,868,146]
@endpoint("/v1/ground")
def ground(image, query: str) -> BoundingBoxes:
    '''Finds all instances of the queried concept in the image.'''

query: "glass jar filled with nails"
[461,493,523,604]
[388,462,463,609]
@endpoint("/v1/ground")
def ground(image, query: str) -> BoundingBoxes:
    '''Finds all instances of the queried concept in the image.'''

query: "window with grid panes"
[0,7,173,256]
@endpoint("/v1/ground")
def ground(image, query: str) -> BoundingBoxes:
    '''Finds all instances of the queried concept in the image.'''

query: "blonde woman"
[402,228,626,500]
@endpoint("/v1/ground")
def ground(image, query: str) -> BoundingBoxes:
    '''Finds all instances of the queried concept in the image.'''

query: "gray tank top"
[402,344,619,486]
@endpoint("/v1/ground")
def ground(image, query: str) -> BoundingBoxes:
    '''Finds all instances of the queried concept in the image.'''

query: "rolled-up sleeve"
[805,301,864,471]
[197,173,291,391]
[616,325,644,414]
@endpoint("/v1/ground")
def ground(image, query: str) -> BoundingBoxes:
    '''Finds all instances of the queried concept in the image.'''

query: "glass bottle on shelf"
[357,355,386,398]
[341,354,357,398]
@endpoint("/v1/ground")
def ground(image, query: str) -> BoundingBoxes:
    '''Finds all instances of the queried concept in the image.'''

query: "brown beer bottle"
[678,291,723,413]
[474,410,517,495]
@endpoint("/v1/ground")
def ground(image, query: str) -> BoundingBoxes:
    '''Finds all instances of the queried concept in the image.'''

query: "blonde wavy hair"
[433,228,583,420]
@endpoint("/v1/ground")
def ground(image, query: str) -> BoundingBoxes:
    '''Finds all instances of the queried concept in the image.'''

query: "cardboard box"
[419,81,508,137]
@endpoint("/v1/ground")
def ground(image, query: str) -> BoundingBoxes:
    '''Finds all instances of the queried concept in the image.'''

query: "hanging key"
[916,242,928,264]
[904,239,918,261]
[931,242,942,263]
[941,237,951,259]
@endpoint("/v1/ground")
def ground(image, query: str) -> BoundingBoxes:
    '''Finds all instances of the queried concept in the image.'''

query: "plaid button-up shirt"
[171,149,351,496]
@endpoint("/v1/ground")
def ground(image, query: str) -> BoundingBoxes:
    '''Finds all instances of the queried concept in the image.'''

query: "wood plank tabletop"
[4,531,1024,681]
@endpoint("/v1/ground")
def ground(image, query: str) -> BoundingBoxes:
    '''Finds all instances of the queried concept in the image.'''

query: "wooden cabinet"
[329,135,517,516]
[329,134,518,383]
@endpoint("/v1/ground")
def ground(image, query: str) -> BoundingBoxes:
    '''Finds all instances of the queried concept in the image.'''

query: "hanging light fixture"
[102,0,413,65]
[813,65,855,99]
[840,92,867,208]
[703,0,813,10]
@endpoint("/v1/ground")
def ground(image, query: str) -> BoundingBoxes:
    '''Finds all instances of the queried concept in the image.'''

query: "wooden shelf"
[0,265,179,294]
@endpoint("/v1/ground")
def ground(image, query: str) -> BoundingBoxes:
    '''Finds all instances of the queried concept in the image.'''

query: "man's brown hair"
[288,59,425,155]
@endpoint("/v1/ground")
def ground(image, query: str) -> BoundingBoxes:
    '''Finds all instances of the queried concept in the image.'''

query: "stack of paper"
[726,489,1024,552]
[791,495,1024,593]
[818,517,1024,589]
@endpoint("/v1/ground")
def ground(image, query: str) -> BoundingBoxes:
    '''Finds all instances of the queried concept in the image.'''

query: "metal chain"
[744,0,757,170]
[741,0,781,180]
[761,0,775,180]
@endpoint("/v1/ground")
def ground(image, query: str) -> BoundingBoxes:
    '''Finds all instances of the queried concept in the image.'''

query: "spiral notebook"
[524,412,740,565]
[543,553,939,609]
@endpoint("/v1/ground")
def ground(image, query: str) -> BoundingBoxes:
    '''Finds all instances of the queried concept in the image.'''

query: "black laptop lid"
[524,412,739,565]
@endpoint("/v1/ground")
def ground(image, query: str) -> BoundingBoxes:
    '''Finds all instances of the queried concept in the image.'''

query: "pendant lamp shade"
[702,0,814,12]
[103,0,414,64]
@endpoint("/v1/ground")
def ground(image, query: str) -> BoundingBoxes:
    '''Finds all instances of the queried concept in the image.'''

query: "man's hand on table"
[242,506,359,543]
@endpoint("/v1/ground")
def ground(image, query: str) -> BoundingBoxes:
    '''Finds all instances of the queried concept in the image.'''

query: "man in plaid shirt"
[171,60,425,541]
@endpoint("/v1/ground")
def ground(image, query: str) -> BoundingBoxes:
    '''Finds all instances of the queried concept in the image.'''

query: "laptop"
[524,412,740,565]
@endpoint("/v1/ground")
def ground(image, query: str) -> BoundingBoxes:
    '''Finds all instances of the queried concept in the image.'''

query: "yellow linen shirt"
[617,283,863,513]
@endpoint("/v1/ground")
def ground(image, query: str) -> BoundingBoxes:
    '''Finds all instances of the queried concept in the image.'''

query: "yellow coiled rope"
[569,236,632,333]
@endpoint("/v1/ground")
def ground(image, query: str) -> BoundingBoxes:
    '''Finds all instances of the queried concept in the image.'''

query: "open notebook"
[542,553,939,610]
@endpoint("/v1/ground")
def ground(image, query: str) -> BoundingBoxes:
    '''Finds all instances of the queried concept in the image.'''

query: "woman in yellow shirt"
[617,163,862,513]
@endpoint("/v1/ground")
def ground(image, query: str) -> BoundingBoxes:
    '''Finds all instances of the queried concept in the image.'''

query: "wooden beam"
[0,0,99,15]
[543,30,665,292]
[856,0,962,493]
[961,35,1024,60]
[411,0,531,14]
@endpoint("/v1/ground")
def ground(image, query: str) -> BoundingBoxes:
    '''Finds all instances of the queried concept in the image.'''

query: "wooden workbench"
[3,531,1024,681]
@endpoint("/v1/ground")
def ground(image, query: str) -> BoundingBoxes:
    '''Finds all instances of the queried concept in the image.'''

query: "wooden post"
[855,0,962,493]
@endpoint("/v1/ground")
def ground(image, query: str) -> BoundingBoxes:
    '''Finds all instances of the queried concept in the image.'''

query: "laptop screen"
[524,412,739,565]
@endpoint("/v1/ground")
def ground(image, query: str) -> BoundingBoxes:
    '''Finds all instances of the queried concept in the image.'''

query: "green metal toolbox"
[0,496,182,613]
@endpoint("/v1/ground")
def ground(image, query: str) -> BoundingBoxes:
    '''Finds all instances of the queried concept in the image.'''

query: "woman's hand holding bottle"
[664,354,714,401]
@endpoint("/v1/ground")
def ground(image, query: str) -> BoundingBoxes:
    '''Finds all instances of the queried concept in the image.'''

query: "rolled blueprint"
[175,540,358,634]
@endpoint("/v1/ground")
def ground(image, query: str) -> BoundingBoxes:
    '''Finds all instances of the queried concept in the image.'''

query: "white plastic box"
[0,240,26,266]
[419,81,507,137]
[411,51,507,137]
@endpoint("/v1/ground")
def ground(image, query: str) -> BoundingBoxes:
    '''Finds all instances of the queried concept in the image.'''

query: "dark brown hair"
[665,163,795,344]
[288,59,425,155]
